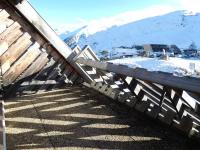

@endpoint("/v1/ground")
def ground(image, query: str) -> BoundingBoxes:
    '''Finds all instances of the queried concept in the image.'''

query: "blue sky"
[28,0,198,32]
[29,0,169,22]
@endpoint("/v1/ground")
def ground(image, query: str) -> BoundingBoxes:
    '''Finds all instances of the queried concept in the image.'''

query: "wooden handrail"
[76,58,200,95]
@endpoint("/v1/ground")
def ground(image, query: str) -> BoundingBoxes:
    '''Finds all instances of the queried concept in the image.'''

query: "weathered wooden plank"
[123,78,141,97]
[0,41,8,56]
[2,1,87,85]
[0,9,13,25]
[1,33,32,75]
[70,45,100,83]
[8,0,72,58]
[3,56,52,96]
[2,2,47,49]
[0,21,20,37]
[3,45,41,86]
[0,24,6,34]
[73,45,99,61]
[46,44,88,84]
[15,59,56,94]
[181,91,200,110]
[1,33,32,74]
[0,10,13,34]
[47,46,89,84]
[138,80,164,96]
[72,45,81,54]
[76,58,200,95]
[29,60,58,92]
[17,52,49,81]
[0,9,9,20]
[0,22,22,46]
[5,29,23,46]
[0,17,14,28]
[1,0,68,84]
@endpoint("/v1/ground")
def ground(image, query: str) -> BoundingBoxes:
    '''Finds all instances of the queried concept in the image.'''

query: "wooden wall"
[0,1,82,97]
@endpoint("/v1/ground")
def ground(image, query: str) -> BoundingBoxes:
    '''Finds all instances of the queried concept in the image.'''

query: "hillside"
[61,11,200,54]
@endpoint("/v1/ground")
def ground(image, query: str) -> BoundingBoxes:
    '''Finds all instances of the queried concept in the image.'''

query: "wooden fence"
[0,0,85,96]
[74,45,200,139]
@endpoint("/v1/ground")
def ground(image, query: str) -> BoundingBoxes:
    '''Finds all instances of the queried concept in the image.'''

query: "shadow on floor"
[4,85,199,150]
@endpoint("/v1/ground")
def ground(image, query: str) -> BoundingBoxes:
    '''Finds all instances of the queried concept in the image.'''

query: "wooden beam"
[0,9,9,20]
[8,0,72,59]
[0,17,14,29]
[0,42,8,57]
[76,58,200,95]
[3,1,92,84]
[14,58,56,94]
[73,45,99,61]
[17,52,49,81]
[3,53,49,96]
[0,22,23,46]
[3,45,41,86]
[1,33,32,74]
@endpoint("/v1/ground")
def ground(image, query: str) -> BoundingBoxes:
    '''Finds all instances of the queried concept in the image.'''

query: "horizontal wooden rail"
[76,58,200,95]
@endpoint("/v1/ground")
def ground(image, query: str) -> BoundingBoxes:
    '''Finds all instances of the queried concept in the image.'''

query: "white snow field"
[110,57,200,78]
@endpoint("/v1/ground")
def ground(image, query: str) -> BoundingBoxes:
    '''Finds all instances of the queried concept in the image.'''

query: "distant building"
[143,44,173,57]
[183,49,198,57]
[120,54,134,58]
[170,45,182,55]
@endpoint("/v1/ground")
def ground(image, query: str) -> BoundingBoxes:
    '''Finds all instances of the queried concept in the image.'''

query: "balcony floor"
[4,86,199,150]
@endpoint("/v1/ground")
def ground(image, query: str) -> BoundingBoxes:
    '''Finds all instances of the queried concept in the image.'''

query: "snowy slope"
[62,11,200,53]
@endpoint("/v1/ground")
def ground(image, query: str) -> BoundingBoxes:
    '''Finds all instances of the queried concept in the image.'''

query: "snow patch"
[110,57,200,78]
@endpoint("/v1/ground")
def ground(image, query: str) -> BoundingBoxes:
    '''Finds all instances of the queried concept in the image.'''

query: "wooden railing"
[73,45,200,139]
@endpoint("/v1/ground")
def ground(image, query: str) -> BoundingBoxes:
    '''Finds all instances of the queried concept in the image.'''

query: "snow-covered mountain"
[61,10,200,53]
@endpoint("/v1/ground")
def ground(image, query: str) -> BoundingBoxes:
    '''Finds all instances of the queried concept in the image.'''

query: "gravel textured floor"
[4,86,199,150]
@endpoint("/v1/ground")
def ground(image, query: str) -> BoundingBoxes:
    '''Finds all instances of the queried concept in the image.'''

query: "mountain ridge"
[61,10,200,53]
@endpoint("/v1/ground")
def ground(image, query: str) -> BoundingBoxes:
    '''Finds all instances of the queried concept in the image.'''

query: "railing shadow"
[4,86,199,150]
